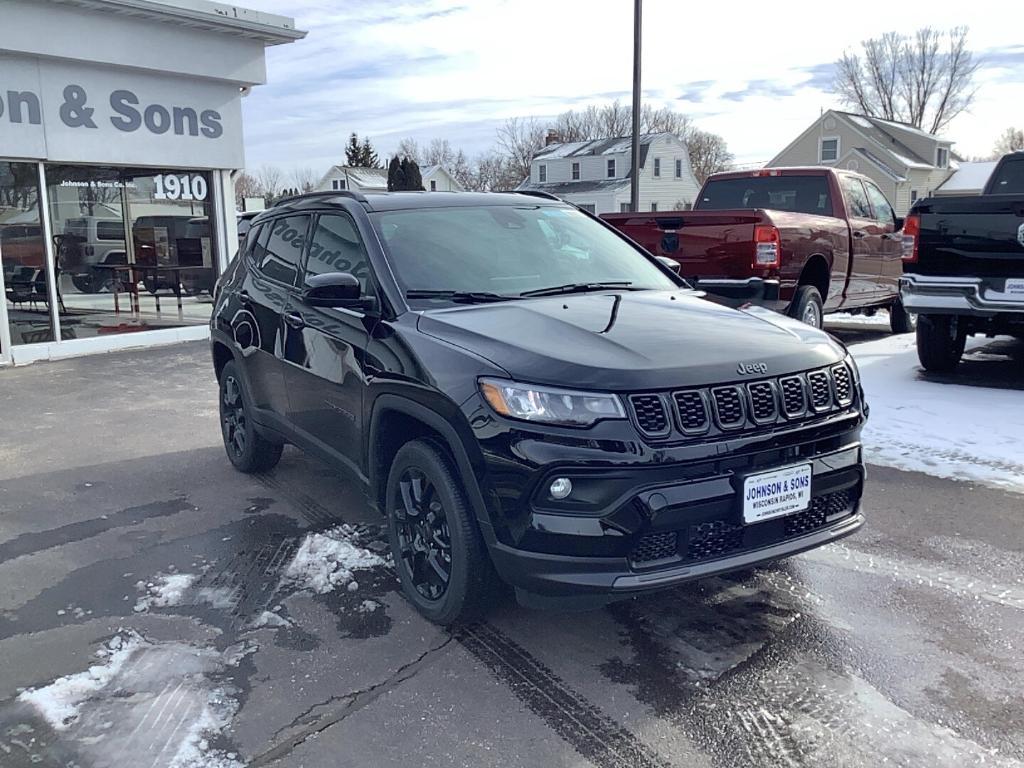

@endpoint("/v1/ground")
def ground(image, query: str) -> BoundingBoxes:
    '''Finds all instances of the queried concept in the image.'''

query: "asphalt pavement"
[0,334,1021,768]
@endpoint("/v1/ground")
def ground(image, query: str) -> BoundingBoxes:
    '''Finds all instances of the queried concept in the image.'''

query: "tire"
[916,314,966,372]
[71,273,102,294]
[385,439,497,625]
[889,297,916,334]
[218,360,283,472]
[788,285,824,329]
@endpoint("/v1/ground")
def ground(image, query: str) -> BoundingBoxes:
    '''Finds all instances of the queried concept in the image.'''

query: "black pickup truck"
[901,151,1024,370]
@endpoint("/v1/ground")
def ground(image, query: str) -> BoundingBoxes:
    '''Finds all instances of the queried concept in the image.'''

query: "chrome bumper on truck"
[694,277,783,310]
[900,274,1024,315]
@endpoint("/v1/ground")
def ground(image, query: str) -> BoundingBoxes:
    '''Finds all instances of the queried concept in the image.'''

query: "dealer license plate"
[742,464,812,524]
[1004,278,1024,297]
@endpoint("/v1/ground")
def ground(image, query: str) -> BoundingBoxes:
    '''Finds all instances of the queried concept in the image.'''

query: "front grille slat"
[780,376,806,417]
[831,364,853,406]
[629,394,669,435]
[807,370,832,411]
[673,390,709,433]
[747,381,777,423]
[711,386,744,429]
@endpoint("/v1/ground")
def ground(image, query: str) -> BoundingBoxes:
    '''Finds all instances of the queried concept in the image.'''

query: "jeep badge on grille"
[737,362,768,375]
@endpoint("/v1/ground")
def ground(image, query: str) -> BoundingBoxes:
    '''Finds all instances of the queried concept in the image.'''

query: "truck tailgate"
[917,197,1024,277]
[600,210,767,279]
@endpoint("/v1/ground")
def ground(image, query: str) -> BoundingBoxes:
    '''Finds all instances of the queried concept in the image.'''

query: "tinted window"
[863,182,895,227]
[841,177,872,218]
[305,214,372,292]
[988,157,1024,194]
[256,215,308,286]
[696,175,833,216]
[97,220,125,240]
[373,205,675,297]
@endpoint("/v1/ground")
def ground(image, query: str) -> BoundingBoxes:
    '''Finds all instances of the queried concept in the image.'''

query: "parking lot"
[0,325,1022,768]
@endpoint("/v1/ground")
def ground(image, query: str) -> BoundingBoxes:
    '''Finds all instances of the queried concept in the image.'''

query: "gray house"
[769,110,955,214]
[519,132,701,214]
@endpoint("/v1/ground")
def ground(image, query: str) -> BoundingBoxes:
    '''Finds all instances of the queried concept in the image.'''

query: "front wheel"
[386,439,497,625]
[916,315,966,372]
[219,360,283,472]
[788,285,824,328]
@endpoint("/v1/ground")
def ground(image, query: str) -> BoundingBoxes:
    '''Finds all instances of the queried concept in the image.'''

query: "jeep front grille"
[747,381,777,422]
[831,364,853,406]
[711,386,744,428]
[629,394,669,435]
[674,390,709,433]
[807,369,832,411]
[780,376,806,417]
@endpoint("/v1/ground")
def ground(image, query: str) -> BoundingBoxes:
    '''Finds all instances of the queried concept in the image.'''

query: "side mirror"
[655,255,682,274]
[302,272,375,311]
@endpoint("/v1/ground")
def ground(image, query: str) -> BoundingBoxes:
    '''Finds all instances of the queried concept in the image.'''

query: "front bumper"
[692,277,785,311]
[901,274,1024,316]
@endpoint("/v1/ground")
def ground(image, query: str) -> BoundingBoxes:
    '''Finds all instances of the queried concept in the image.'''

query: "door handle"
[852,230,866,239]
[284,311,305,329]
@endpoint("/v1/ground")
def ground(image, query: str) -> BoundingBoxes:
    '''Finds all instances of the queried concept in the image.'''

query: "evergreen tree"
[359,137,380,168]
[401,157,424,191]
[387,156,405,191]
[344,133,362,166]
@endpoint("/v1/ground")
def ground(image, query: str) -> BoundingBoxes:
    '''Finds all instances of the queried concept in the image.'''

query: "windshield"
[696,175,833,216]
[371,205,676,298]
[988,157,1024,195]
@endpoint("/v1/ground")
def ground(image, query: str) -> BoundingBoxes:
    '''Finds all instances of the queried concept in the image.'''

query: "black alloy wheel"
[393,468,453,601]
[221,373,248,460]
[218,360,283,473]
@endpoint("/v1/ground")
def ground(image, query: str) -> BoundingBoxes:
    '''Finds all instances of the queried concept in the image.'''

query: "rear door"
[239,214,309,417]
[838,175,883,302]
[282,212,373,476]
[863,180,901,297]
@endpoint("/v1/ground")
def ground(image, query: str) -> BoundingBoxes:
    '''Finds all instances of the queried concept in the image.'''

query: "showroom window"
[1,161,55,350]
[45,164,220,342]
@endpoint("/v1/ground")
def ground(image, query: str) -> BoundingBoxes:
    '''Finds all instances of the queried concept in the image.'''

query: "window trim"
[840,176,872,220]
[863,180,895,227]
[251,213,311,289]
[675,158,682,178]
[607,159,616,178]
[538,164,547,182]
[301,211,376,300]
[571,161,580,180]
[820,136,840,163]
[936,146,949,169]
[430,179,437,191]
[653,158,661,177]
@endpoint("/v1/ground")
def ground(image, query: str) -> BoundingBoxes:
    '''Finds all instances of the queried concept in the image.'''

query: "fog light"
[549,477,573,500]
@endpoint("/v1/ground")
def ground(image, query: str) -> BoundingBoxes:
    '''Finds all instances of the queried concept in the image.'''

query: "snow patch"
[282,526,386,595]
[134,573,196,612]
[252,610,291,629]
[825,309,890,328]
[851,334,1024,492]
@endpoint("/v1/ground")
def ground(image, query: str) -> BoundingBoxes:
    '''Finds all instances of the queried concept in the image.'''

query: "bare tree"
[993,127,1024,157]
[496,117,547,184]
[396,138,421,163]
[470,152,521,192]
[835,26,979,134]
[290,167,318,194]
[686,130,734,185]
[255,165,285,205]
[233,171,263,208]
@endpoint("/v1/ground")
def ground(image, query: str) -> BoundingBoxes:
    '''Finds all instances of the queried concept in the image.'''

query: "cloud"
[800,63,835,91]
[720,79,800,102]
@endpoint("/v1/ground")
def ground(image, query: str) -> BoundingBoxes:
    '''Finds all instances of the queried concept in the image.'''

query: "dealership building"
[0,0,303,366]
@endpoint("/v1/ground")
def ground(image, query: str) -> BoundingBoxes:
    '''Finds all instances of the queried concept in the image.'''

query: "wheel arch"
[797,253,831,304]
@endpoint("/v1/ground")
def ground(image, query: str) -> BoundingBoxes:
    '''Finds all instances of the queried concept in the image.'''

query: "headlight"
[479,378,625,427]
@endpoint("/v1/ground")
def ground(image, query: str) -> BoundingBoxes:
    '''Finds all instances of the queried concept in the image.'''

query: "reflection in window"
[1,162,54,346]
[46,165,219,340]
[306,215,370,291]
[256,215,307,286]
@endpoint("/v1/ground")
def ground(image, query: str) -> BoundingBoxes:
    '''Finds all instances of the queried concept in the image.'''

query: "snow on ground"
[134,573,197,612]
[282,525,387,594]
[17,631,244,768]
[851,334,1024,492]
[826,309,891,328]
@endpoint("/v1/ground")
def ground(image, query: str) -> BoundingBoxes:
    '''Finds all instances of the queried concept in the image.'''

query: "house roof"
[935,161,998,193]
[325,166,388,189]
[516,178,631,195]
[850,147,908,182]
[533,132,670,164]
[832,112,936,169]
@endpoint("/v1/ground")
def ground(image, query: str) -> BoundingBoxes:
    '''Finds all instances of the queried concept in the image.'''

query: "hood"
[416,291,845,391]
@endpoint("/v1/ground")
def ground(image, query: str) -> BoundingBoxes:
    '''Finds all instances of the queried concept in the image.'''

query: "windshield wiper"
[519,281,635,297]
[405,289,515,304]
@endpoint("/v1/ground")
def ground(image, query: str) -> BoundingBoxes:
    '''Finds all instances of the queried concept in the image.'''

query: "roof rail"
[511,190,563,202]
[274,189,369,206]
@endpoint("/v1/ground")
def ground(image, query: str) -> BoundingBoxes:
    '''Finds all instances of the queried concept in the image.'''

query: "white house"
[518,132,701,214]
[315,164,463,194]
[769,110,956,214]
[934,160,997,196]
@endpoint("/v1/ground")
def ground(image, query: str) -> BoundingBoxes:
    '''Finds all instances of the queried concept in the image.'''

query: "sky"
[238,0,1024,177]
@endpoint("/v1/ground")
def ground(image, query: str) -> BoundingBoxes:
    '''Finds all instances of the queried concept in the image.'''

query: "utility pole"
[630,0,642,212]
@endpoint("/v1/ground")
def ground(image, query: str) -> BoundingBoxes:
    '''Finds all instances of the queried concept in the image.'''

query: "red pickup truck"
[601,167,912,333]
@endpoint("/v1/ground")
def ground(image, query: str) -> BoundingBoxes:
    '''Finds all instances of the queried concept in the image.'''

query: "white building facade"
[316,165,463,194]
[519,133,701,214]
[0,0,302,366]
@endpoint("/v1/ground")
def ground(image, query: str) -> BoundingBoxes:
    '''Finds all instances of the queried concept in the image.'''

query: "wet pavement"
[1,339,1022,767]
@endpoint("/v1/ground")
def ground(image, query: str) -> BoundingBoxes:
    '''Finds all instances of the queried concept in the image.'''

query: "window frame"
[607,159,616,178]
[936,147,949,169]
[301,211,376,301]
[571,162,580,180]
[820,136,840,163]
[650,202,658,212]
[675,159,682,178]
[863,180,895,227]
[538,164,547,183]
[653,158,661,177]
[840,176,872,220]
[430,179,437,191]
[251,213,311,289]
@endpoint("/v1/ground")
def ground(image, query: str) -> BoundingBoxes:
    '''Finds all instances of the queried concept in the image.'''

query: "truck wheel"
[386,439,498,625]
[789,285,824,328]
[889,297,916,334]
[71,273,102,294]
[916,315,966,372]
[219,360,283,472]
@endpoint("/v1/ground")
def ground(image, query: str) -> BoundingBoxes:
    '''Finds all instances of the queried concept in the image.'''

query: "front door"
[863,180,902,298]
[839,175,884,304]
[282,212,373,476]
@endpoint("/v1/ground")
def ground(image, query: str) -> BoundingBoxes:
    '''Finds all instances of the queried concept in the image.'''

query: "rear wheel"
[219,360,283,472]
[916,314,966,372]
[789,285,824,329]
[386,439,497,625]
[890,297,916,334]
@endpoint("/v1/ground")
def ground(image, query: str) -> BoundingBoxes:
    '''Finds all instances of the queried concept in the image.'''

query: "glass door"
[1,161,55,357]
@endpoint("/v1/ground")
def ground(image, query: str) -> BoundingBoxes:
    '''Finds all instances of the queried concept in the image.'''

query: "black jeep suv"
[211,190,866,624]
